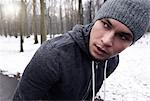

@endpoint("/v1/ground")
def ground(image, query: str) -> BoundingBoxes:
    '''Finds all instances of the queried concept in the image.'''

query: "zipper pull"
[95,62,99,70]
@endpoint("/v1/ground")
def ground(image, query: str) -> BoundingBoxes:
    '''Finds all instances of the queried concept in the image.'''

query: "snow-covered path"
[0,73,18,101]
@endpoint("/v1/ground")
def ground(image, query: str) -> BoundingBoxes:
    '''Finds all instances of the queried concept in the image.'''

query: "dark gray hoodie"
[13,23,119,100]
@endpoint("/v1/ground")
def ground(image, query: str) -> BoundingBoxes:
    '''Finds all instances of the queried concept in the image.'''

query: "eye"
[101,20,111,30]
[117,32,132,42]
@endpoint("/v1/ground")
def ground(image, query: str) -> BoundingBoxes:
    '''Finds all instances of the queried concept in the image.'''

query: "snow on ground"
[98,47,150,101]
[0,33,150,101]
[98,33,150,101]
[0,35,41,75]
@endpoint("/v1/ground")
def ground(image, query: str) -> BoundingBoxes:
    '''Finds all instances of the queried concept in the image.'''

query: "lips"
[95,44,109,55]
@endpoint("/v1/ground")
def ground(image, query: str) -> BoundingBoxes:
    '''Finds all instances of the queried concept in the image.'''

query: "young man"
[13,0,150,100]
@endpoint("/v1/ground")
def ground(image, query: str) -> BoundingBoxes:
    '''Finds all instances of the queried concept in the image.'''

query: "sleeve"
[13,41,60,100]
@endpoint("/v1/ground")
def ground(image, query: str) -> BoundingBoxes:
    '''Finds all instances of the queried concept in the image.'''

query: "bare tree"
[19,0,27,52]
[59,0,63,34]
[32,0,38,44]
[77,0,83,24]
[84,0,93,24]
[24,0,28,37]
[64,0,69,32]
[70,0,75,28]
[47,6,52,38]
[71,0,78,26]
[40,0,47,44]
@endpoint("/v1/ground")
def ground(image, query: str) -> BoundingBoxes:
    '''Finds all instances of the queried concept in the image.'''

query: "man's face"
[89,18,133,60]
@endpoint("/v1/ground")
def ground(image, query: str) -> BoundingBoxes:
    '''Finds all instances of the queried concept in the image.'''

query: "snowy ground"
[98,33,150,101]
[0,33,150,101]
[0,35,41,76]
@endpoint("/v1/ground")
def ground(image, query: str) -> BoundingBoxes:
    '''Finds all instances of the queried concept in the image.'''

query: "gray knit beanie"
[93,0,150,43]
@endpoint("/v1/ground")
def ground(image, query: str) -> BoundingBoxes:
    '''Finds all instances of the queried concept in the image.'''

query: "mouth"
[95,44,109,55]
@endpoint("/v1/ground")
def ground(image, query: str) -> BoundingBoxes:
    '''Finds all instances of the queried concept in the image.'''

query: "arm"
[13,41,60,100]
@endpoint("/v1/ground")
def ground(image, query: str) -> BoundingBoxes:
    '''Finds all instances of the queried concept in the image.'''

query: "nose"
[101,31,114,47]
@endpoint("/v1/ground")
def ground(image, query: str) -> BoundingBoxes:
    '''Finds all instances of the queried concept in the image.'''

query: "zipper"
[95,61,99,70]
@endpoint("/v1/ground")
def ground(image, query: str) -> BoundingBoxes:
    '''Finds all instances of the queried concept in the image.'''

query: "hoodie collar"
[69,23,94,59]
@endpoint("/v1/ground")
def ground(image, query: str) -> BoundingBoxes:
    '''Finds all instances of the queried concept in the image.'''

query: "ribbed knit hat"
[93,0,150,43]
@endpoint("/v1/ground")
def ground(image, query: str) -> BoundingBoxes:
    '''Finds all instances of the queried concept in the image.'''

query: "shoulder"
[106,55,119,77]
[43,33,75,50]
[108,55,119,67]
[35,33,78,62]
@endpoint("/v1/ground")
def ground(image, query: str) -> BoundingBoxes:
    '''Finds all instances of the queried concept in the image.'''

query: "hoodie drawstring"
[103,60,108,101]
[92,60,108,101]
[92,61,95,101]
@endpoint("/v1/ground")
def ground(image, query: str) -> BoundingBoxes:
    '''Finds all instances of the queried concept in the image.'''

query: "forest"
[0,0,106,52]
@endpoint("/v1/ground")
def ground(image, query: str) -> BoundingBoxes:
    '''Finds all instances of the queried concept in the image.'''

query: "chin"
[98,57,108,60]
[94,55,108,60]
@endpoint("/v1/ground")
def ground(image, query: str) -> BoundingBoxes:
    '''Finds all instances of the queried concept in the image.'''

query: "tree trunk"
[77,0,83,24]
[59,0,63,34]
[48,0,52,38]
[40,0,47,44]
[20,35,24,52]
[20,0,26,52]
[86,0,92,24]
[32,0,38,44]
[24,0,28,37]
[70,0,74,28]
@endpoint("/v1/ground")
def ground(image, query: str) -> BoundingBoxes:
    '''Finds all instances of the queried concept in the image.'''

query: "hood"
[69,23,94,58]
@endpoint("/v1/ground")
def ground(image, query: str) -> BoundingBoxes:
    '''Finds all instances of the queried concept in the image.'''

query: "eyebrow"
[105,19,113,27]
[104,19,133,38]
[120,32,133,39]
[101,19,113,29]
